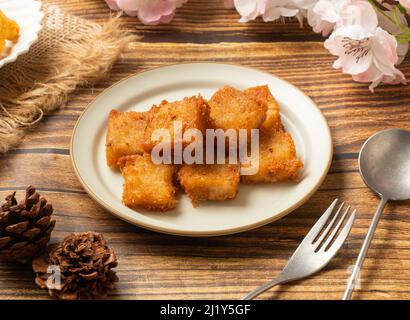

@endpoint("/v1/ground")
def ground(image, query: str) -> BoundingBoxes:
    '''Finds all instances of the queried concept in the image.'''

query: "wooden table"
[1,0,410,300]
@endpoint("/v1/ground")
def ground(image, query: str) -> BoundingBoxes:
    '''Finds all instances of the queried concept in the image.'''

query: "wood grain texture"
[1,0,410,300]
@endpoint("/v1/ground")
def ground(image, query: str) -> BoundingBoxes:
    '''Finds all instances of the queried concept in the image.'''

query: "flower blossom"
[263,0,305,26]
[376,7,409,64]
[294,0,345,36]
[325,24,406,91]
[294,0,377,36]
[224,0,408,91]
[224,0,305,25]
[105,0,188,25]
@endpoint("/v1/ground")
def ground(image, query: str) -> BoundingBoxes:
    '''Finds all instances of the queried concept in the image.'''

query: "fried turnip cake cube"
[106,110,148,168]
[178,163,240,206]
[242,130,303,184]
[208,86,267,135]
[144,95,208,152]
[118,155,176,211]
[244,85,284,132]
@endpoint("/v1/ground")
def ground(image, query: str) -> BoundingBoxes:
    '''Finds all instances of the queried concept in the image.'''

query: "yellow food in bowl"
[0,9,20,55]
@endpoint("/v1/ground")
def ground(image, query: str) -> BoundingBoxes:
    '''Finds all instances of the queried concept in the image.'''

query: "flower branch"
[103,0,409,91]
[223,0,409,91]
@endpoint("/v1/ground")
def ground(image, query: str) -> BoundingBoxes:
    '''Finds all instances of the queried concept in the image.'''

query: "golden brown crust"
[208,86,267,134]
[178,163,240,206]
[106,85,304,211]
[244,85,284,132]
[242,130,303,184]
[106,110,148,168]
[118,154,177,211]
[143,95,209,152]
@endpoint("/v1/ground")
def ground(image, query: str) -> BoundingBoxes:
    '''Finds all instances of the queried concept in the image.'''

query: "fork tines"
[307,199,356,253]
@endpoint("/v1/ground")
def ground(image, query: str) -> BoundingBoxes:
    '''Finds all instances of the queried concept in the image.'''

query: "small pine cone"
[32,232,118,300]
[0,186,55,263]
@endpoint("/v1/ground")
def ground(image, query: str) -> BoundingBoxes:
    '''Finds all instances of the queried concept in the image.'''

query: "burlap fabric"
[0,5,135,153]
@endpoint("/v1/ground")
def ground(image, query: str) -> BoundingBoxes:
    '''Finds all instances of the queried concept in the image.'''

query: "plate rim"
[70,62,333,237]
[0,0,44,68]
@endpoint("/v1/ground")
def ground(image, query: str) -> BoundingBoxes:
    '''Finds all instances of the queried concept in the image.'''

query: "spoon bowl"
[359,129,410,201]
[343,128,410,300]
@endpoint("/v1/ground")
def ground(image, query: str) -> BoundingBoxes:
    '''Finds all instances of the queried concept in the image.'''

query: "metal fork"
[241,199,356,300]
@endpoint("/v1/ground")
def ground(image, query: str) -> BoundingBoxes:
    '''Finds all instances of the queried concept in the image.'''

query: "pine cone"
[32,232,118,300]
[0,186,55,263]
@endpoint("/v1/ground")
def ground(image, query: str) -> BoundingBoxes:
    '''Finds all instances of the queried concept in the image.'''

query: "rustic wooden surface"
[1,0,410,300]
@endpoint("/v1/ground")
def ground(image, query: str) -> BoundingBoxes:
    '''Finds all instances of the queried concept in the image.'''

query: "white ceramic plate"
[0,0,43,68]
[71,63,333,237]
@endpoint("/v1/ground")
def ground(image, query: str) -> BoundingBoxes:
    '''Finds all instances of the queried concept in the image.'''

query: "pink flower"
[225,0,268,22]
[263,0,305,26]
[310,0,346,35]
[297,0,377,36]
[225,0,304,24]
[105,0,188,25]
[294,0,345,36]
[377,7,409,64]
[325,25,406,91]
[337,0,378,31]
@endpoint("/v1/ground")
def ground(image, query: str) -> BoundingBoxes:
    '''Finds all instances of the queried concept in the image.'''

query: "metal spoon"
[343,129,410,300]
